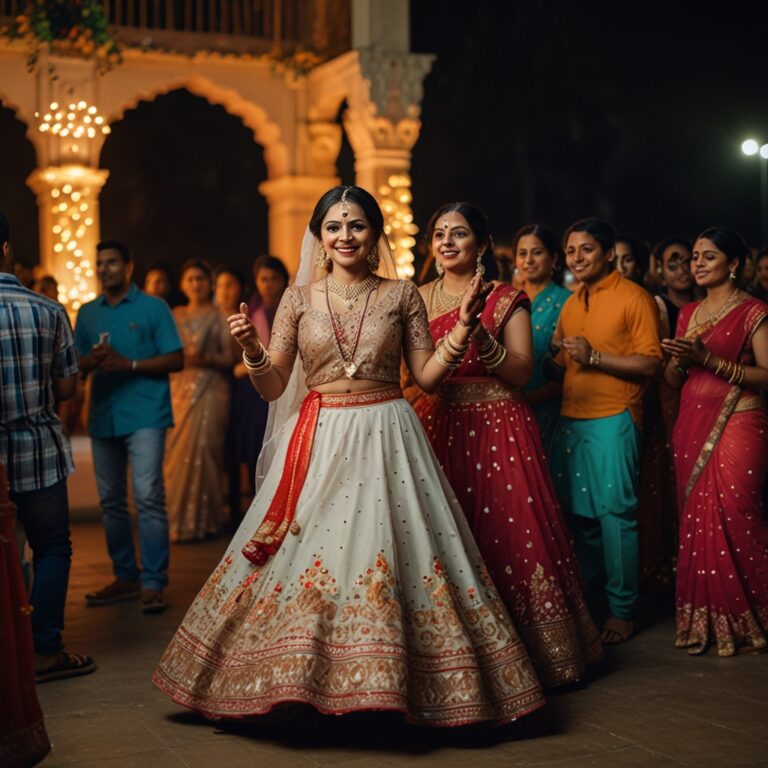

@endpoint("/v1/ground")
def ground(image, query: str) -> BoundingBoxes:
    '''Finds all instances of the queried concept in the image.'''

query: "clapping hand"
[561,336,593,366]
[227,302,261,356]
[660,335,708,369]
[459,274,493,328]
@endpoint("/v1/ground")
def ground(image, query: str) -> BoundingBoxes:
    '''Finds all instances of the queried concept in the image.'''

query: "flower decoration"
[2,0,122,75]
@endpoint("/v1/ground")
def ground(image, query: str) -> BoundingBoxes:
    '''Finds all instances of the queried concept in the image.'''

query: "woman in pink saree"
[663,227,768,656]
[409,203,602,688]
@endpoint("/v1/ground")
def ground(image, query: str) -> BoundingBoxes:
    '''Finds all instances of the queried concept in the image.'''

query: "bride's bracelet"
[243,346,272,376]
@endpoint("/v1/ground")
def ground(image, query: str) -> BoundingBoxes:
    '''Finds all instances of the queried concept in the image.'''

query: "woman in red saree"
[663,227,768,656]
[0,461,50,767]
[410,203,602,688]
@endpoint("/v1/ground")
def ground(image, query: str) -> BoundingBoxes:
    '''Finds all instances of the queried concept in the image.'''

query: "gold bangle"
[476,333,495,355]
[479,338,507,370]
[702,350,712,368]
[435,341,461,369]
[714,358,725,376]
[441,338,463,360]
[485,345,508,370]
[478,337,500,361]
[243,344,266,364]
[589,348,601,367]
[242,349,272,376]
[446,329,470,352]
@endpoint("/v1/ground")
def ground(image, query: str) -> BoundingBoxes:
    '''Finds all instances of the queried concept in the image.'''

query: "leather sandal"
[36,651,96,684]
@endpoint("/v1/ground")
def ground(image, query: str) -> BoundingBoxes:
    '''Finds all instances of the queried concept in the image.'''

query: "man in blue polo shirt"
[75,240,183,613]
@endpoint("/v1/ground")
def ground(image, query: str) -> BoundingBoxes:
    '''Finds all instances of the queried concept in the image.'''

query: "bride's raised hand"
[227,302,261,355]
[459,274,493,328]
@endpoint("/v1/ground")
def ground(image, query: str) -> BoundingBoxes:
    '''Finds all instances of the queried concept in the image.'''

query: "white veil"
[254,224,399,492]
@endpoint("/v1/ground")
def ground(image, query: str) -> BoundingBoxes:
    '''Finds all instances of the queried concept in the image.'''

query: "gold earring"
[367,244,380,272]
[729,270,737,282]
[435,260,444,276]
[316,245,329,270]
[476,252,486,276]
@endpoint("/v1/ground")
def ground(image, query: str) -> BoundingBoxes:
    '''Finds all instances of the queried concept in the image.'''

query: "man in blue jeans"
[75,240,183,613]
[0,210,95,682]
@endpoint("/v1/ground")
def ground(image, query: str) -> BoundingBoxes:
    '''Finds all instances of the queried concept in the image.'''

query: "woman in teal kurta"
[514,225,572,452]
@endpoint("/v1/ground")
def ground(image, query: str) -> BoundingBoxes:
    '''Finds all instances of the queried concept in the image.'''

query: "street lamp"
[741,138,768,246]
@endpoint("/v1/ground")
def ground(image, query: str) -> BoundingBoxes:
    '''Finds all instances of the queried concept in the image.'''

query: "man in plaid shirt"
[0,211,95,682]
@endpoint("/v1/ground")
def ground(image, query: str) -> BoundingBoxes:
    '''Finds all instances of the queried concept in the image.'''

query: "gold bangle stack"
[436,329,470,369]
[478,334,507,370]
[713,357,746,386]
[243,346,272,376]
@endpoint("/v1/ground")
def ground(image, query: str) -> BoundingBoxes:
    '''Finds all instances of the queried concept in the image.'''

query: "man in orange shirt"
[548,218,662,645]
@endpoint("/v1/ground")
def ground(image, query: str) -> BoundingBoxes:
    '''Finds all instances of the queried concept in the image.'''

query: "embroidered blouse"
[269,278,434,388]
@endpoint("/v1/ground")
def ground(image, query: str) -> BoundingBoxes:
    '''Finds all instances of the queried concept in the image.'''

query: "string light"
[378,174,418,279]
[31,101,109,313]
[35,100,111,138]
[42,176,98,310]
[35,99,111,163]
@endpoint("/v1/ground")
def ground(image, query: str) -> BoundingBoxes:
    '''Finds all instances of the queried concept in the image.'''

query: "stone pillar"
[343,49,433,277]
[23,55,111,314]
[259,174,339,275]
[27,165,109,312]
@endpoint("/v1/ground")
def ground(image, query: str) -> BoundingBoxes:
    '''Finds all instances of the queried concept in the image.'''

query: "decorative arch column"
[343,50,433,276]
[27,165,108,311]
[258,90,342,273]
[24,55,110,312]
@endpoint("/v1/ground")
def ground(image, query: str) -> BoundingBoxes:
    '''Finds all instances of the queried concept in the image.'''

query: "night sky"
[2,1,767,281]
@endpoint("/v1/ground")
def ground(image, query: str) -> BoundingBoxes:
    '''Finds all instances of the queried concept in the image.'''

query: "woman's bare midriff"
[313,378,398,395]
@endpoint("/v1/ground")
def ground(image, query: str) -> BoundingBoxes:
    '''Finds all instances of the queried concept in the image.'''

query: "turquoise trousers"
[550,411,640,620]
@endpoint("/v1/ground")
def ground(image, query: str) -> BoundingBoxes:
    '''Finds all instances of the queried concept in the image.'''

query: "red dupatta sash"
[428,284,530,380]
[242,386,403,565]
[675,297,768,502]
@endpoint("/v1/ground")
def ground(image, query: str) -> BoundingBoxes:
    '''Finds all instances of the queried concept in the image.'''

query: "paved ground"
[35,518,768,768]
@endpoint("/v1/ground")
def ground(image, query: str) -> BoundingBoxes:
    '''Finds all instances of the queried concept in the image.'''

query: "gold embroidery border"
[439,379,522,403]
[318,386,403,408]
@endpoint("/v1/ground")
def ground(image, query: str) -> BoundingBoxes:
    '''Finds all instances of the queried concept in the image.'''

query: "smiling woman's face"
[432,212,482,277]
[691,237,738,288]
[515,234,554,284]
[320,201,375,271]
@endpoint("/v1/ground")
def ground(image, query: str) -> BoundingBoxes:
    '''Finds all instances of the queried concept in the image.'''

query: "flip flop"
[35,652,96,684]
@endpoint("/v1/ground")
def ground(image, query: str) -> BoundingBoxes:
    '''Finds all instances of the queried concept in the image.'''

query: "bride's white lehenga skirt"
[153,389,544,727]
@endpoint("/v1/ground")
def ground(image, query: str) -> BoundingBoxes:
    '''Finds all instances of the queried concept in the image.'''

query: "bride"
[153,185,545,727]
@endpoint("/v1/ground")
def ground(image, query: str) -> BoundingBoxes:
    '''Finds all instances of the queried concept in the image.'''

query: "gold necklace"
[428,278,467,318]
[695,288,740,329]
[326,273,379,311]
[325,276,377,378]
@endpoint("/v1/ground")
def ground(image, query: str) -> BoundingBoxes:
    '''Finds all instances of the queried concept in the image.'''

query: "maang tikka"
[340,187,351,218]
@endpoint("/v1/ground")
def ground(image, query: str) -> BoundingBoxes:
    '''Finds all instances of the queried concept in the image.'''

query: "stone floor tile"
[39,711,167,766]
[564,745,687,767]
[46,749,188,768]
[172,738,315,768]
[32,520,767,768]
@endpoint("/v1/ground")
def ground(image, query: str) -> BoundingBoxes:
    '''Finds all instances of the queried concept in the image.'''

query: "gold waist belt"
[439,378,522,404]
